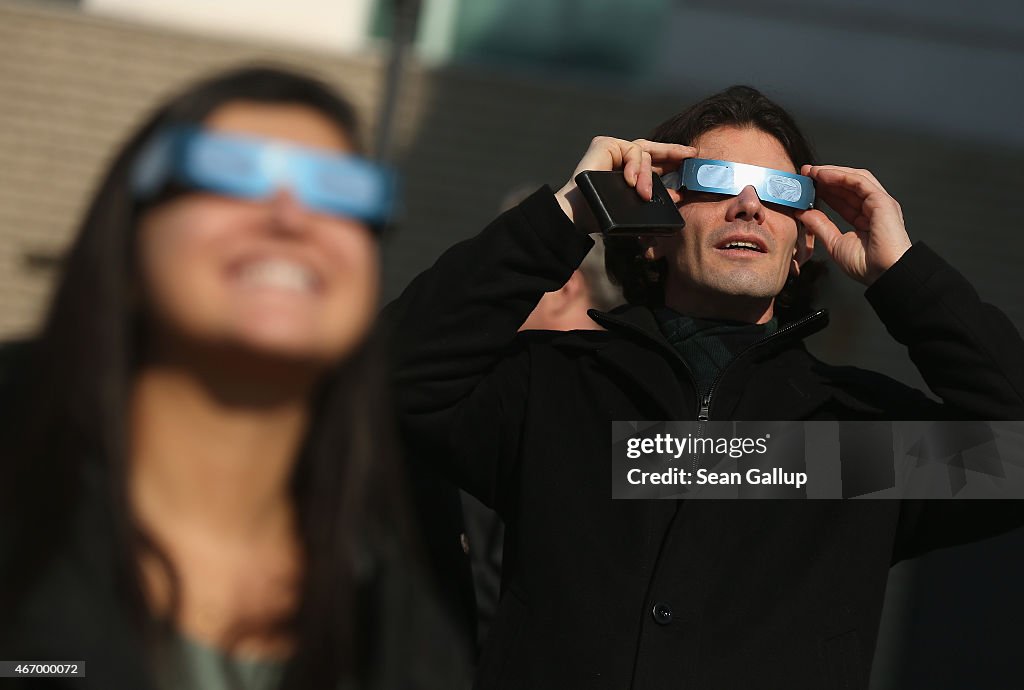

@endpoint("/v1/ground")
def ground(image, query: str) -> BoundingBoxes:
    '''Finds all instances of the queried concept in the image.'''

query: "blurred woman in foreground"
[0,66,465,689]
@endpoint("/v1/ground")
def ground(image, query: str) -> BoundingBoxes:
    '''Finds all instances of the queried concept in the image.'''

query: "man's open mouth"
[715,236,768,253]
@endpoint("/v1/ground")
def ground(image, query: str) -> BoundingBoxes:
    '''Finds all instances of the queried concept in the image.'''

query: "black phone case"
[574,170,684,235]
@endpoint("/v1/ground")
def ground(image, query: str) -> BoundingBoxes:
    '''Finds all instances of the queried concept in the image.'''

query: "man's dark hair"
[604,85,826,323]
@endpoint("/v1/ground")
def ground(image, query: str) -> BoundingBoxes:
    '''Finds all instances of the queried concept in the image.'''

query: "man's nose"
[725,185,766,224]
[266,187,311,235]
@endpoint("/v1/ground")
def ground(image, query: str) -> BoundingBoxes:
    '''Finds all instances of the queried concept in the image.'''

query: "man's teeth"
[723,241,761,251]
[238,260,316,292]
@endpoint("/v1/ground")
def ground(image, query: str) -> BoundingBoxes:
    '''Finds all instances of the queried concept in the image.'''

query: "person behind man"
[518,234,624,331]
[385,86,1024,689]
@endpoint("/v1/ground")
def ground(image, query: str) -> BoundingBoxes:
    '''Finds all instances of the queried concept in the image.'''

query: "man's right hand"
[554,137,697,232]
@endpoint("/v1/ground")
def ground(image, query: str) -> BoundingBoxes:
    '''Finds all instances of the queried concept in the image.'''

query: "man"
[386,86,1024,688]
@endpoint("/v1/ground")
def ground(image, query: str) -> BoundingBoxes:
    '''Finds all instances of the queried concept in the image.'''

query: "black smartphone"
[574,170,684,235]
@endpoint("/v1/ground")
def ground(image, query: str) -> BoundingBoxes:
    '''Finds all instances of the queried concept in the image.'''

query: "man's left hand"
[795,165,912,286]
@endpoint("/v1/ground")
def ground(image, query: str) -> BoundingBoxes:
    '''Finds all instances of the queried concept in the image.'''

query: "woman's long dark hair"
[0,66,409,688]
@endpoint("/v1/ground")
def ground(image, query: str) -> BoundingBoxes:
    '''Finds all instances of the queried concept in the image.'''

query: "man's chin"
[703,269,783,300]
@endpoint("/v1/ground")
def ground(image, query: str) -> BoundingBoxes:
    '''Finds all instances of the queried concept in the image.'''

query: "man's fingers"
[560,136,693,224]
[804,163,888,194]
[621,142,644,188]
[818,194,871,234]
[630,140,695,200]
[570,137,697,206]
[651,163,680,176]
[795,209,843,256]
[810,167,893,231]
[808,166,886,198]
[638,150,654,200]
[632,139,698,162]
[817,188,863,222]
[817,180,863,210]
[622,140,693,199]
[811,166,903,234]
[821,165,889,194]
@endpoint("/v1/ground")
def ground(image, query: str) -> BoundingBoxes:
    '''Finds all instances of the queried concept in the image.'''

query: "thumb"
[795,209,842,258]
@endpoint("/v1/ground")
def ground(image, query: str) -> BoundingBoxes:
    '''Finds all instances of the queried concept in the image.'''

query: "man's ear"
[789,220,815,278]
[795,220,815,262]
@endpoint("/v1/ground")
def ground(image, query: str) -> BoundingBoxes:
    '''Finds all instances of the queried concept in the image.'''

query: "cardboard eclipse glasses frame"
[660,158,815,210]
[132,126,397,229]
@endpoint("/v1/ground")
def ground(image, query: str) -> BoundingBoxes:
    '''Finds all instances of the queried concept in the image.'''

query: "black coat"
[385,187,1024,690]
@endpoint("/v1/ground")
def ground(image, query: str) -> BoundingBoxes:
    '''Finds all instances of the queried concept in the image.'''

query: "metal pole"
[374,0,421,164]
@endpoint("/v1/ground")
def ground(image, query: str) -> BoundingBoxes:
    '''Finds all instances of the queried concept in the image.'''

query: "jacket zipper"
[693,395,711,472]
[697,395,711,421]
[690,310,825,473]
[593,309,827,422]
[697,309,827,422]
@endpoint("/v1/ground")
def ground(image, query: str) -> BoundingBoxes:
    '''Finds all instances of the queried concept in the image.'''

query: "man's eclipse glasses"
[132,126,397,229]
[660,158,815,211]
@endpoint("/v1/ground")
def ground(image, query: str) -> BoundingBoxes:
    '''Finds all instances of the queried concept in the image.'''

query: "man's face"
[648,125,812,321]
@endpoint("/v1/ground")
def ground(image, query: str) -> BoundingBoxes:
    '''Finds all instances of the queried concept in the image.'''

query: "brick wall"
[2,0,1022,390]
[0,0,393,337]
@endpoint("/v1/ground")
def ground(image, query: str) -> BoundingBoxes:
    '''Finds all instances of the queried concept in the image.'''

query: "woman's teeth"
[237,260,316,293]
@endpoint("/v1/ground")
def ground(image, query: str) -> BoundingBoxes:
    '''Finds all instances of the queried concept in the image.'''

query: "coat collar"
[587,303,830,354]
[573,304,833,420]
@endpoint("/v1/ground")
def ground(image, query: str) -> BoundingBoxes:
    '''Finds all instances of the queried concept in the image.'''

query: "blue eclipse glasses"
[132,126,397,229]
[660,158,815,210]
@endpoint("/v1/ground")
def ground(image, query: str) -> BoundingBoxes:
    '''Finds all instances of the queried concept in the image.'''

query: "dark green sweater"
[654,307,778,399]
